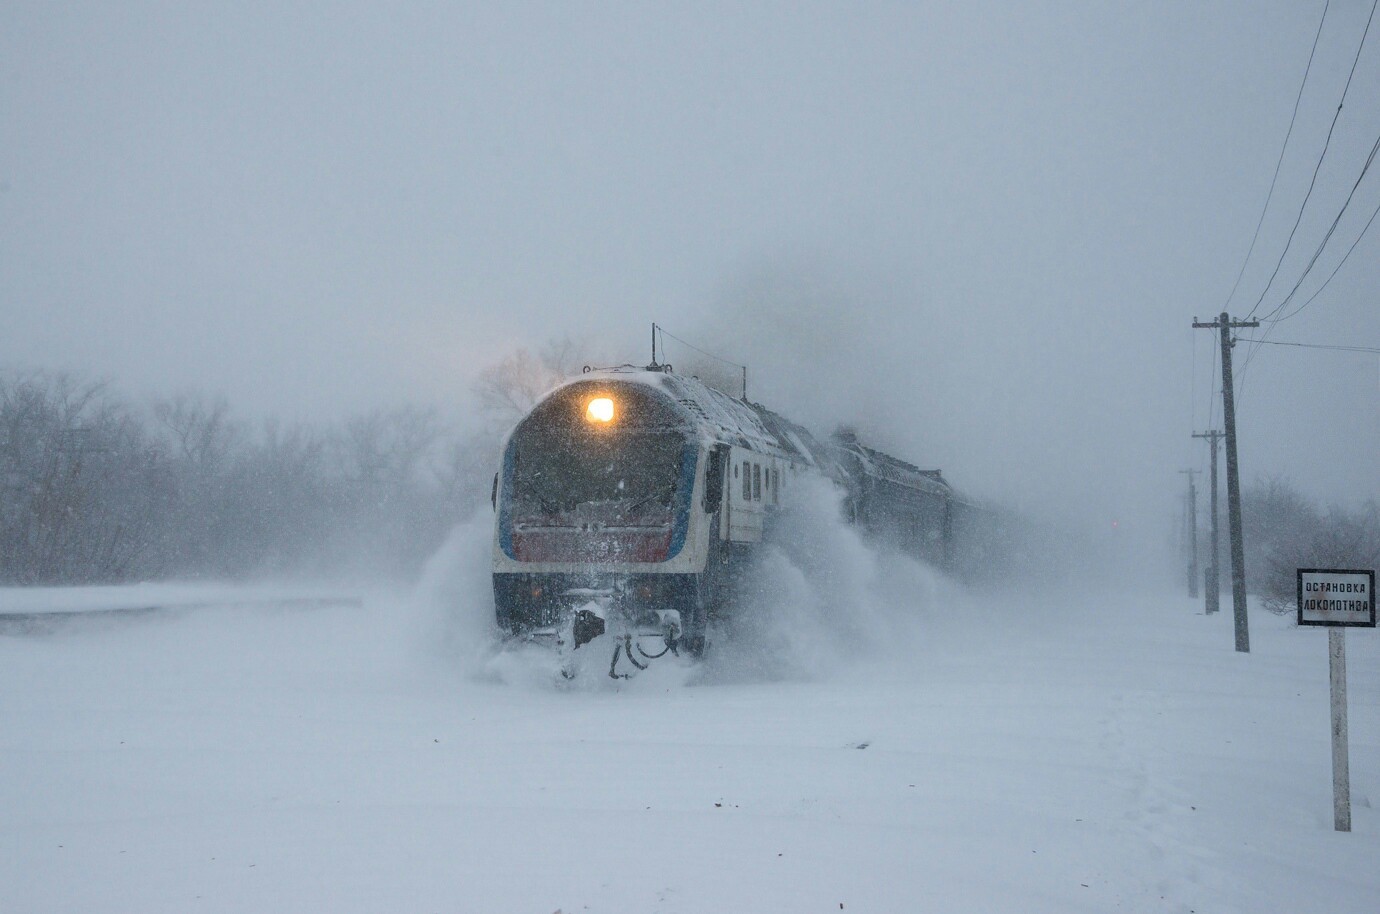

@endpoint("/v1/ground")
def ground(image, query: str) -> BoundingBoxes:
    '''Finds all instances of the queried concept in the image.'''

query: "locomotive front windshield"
[511,432,683,513]
[507,382,690,517]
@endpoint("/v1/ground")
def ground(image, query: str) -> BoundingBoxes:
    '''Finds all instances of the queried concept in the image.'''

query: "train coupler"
[607,610,682,679]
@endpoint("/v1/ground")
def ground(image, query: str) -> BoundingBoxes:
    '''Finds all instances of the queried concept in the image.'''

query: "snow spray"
[702,476,952,683]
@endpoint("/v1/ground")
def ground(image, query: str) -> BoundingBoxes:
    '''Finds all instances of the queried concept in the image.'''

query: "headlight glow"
[585,397,615,423]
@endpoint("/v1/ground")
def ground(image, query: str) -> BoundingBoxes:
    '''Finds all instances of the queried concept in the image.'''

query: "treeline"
[0,371,501,585]
[1240,478,1379,612]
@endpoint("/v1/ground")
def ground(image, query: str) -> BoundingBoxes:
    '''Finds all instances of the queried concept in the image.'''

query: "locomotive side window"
[752,463,761,501]
[703,444,726,513]
[742,460,751,500]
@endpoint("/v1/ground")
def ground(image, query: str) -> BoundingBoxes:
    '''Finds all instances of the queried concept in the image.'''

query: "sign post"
[1327,628,1349,832]
[1297,568,1375,833]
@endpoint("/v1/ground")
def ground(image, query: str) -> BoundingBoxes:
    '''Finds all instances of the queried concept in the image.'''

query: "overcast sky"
[3,1,1378,553]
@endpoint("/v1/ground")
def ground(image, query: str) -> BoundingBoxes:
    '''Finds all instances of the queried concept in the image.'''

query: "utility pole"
[1179,469,1200,598]
[1193,312,1259,653]
[1192,430,1224,615]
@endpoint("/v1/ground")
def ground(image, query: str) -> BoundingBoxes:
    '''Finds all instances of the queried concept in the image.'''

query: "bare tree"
[335,406,439,486]
[153,392,236,473]
[1244,478,1380,612]
[473,336,583,425]
[146,391,246,574]
[0,372,171,583]
[0,367,510,584]
[213,418,330,576]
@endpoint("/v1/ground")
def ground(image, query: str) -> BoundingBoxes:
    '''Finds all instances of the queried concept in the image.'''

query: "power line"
[1190,328,1198,432]
[1238,333,1380,407]
[1240,124,1380,390]
[1235,337,1380,354]
[1207,332,1220,433]
[1221,0,1331,313]
[1245,0,1378,322]
[1272,188,1380,322]
[1259,129,1380,323]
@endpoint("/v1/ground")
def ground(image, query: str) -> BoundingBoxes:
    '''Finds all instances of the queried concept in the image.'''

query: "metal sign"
[1297,568,1374,832]
[1296,569,1375,628]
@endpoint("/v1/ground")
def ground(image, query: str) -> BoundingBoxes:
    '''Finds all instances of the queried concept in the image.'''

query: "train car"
[491,363,968,676]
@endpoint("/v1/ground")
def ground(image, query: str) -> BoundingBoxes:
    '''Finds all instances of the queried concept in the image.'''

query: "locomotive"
[491,362,973,676]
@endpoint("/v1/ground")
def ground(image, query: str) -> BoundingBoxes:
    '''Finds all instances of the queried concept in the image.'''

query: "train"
[491,361,982,677]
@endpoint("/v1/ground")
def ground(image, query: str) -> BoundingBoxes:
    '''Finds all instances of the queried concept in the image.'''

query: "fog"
[4,2,1378,577]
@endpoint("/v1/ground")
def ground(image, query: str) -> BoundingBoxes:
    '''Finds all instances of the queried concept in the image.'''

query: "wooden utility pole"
[1193,430,1224,615]
[1179,469,1200,598]
[1193,313,1259,652]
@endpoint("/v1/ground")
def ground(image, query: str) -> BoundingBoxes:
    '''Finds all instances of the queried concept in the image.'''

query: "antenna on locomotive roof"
[652,322,749,396]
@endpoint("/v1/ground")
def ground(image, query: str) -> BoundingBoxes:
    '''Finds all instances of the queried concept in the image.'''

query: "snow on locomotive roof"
[573,365,799,460]
[566,366,960,502]
[832,431,953,499]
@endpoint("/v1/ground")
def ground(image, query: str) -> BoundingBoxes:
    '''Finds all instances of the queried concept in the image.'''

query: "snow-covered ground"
[3,528,1377,912]
[0,582,362,616]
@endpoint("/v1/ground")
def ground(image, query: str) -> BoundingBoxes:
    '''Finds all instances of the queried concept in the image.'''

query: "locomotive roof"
[557,366,960,501]
[570,366,802,461]
[831,432,954,499]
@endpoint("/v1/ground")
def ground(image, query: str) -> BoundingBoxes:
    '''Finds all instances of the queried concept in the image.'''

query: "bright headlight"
[586,397,615,423]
